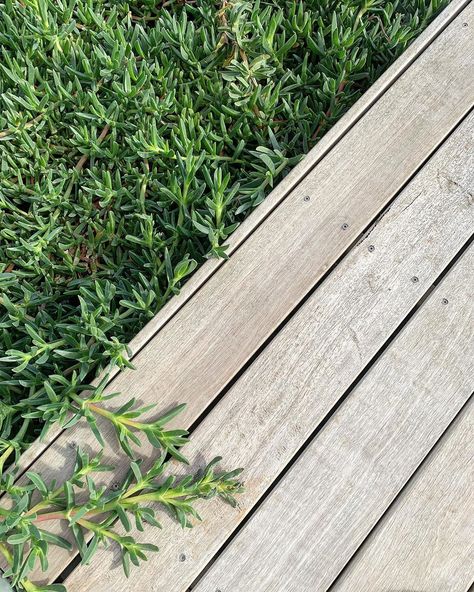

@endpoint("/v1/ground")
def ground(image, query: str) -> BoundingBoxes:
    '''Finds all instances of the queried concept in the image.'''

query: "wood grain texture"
[331,398,474,592]
[60,113,474,588]
[16,0,470,480]
[192,247,474,592]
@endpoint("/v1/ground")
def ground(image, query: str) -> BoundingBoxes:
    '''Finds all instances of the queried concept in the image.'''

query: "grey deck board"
[331,398,474,592]
[63,102,474,590]
[191,246,474,592]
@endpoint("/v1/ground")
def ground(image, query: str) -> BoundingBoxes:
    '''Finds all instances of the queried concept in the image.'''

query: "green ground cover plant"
[0,0,449,589]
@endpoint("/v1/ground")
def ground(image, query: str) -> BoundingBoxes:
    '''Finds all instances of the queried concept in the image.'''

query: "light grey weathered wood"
[61,114,474,589]
[191,246,474,592]
[331,397,474,592]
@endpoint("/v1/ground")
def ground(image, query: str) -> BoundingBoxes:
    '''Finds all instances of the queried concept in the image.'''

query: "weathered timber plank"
[190,248,474,592]
[17,0,470,478]
[60,113,474,588]
[330,398,474,592]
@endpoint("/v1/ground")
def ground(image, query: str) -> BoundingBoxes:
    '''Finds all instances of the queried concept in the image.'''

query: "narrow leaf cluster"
[0,446,242,591]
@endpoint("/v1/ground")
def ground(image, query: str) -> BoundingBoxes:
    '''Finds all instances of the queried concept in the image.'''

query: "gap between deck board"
[58,110,474,589]
[329,396,474,592]
[14,0,472,476]
[190,247,474,592]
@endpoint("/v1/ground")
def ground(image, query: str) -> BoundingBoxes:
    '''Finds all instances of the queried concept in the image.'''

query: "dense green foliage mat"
[0,1,449,589]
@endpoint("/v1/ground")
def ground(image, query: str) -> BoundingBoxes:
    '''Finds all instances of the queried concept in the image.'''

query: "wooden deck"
[8,1,474,590]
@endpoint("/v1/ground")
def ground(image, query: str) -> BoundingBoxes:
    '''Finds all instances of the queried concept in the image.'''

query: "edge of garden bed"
[14,0,469,475]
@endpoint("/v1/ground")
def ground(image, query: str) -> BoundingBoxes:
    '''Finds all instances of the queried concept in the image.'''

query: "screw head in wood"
[462,22,468,27]
[368,245,375,252]
[442,298,449,305]
[411,276,419,284]
[341,223,349,230]
[111,481,120,491]
[179,553,186,562]
[303,195,311,202]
